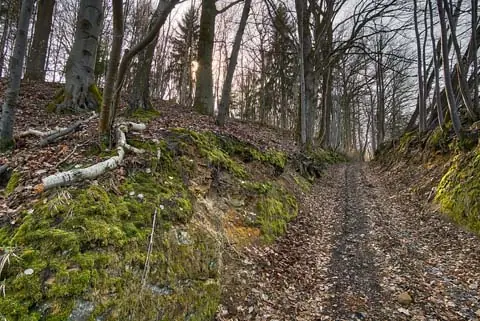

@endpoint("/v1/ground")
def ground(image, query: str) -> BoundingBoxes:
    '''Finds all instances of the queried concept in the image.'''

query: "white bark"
[36,122,145,192]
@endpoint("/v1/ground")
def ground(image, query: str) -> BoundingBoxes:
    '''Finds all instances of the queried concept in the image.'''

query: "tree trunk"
[0,0,34,150]
[128,37,157,112]
[0,11,9,78]
[194,0,216,115]
[443,0,477,119]
[428,0,444,126]
[437,0,463,137]
[413,0,426,133]
[57,0,103,113]
[472,0,479,113]
[128,5,161,113]
[295,0,307,148]
[24,0,55,81]
[99,0,123,136]
[101,0,178,138]
[216,0,252,126]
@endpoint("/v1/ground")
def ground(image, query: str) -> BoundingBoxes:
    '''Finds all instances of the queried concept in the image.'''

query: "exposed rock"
[68,300,95,321]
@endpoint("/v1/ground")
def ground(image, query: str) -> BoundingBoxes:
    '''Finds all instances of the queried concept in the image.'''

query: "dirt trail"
[218,163,480,321]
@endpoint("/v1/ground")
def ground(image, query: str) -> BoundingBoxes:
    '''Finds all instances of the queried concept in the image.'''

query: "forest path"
[217,163,480,321]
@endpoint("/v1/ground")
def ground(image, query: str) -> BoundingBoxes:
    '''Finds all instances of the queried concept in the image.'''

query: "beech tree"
[0,0,34,150]
[55,0,103,113]
[194,0,243,116]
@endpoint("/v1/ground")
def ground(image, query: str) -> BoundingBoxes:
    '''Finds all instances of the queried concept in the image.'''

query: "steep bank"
[375,127,480,235]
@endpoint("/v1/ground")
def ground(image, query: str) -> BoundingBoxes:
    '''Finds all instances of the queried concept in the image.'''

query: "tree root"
[34,122,146,192]
[17,113,97,146]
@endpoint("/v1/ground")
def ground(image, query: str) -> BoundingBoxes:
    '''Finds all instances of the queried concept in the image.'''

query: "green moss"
[5,170,20,196]
[88,84,103,106]
[129,108,161,122]
[46,89,65,113]
[254,186,298,243]
[435,149,480,234]
[399,130,418,153]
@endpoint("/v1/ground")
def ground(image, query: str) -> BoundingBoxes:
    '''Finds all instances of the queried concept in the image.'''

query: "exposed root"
[17,113,96,146]
[35,122,146,192]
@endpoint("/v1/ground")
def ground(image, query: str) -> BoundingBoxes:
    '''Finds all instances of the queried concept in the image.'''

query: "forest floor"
[217,162,480,321]
[2,81,480,320]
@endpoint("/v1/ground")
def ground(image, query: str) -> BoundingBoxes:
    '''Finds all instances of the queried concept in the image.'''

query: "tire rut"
[325,163,382,320]
[217,162,480,321]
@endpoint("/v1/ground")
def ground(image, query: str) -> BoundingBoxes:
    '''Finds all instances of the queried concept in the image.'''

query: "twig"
[142,208,158,288]
[55,145,78,169]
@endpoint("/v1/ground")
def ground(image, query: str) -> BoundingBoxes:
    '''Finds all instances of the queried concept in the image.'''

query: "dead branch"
[35,122,146,192]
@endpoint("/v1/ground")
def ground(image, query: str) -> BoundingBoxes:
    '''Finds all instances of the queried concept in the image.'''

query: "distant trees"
[169,6,199,107]
[25,0,55,81]
[0,0,479,155]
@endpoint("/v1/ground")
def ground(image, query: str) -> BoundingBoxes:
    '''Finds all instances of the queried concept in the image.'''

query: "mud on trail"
[217,163,480,321]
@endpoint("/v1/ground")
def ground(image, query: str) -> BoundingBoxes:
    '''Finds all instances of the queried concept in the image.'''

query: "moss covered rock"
[435,148,480,234]
[0,128,307,321]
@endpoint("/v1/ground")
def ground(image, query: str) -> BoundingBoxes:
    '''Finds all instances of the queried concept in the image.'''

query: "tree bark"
[428,0,444,126]
[413,0,426,133]
[99,0,123,135]
[128,5,160,113]
[437,0,463,137]
[295,0,307,148]
[472,0,479,113]
[0,0,34,150]
[216,0,252,126]
[58,0,103,113]
[101,0,178,138]
[0,9,9,78]
[443,0,477,120]
[24,0,55,81]
[194,0,216,116]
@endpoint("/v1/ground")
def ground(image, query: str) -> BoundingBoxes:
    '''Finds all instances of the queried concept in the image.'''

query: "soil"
[217,163,480,321]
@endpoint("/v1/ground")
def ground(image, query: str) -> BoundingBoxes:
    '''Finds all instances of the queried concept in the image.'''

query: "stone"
[68,300,95,321]
[397,291,413,305]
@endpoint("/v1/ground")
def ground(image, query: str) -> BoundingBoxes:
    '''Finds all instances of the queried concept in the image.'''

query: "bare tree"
[436,0,462,137]
[25,0,55,81]
[216,0,252,126]
[0,0,34,150]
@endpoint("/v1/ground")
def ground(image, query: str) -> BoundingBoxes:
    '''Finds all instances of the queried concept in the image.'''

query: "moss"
[5,170,20,196]
[254,186,298,243]
[399,130,418,153]
[88,84,103,106]
[0,128,305,320]
[129,108,161,122]
[292,173,312,192]
[435,149,480,234]
[46,89,65,113]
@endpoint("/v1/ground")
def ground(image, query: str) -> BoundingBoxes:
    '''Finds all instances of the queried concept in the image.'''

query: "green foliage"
[46,89,65,113]
[435,148,480,234]
[5,170,20,196]
[88,84,103,107]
